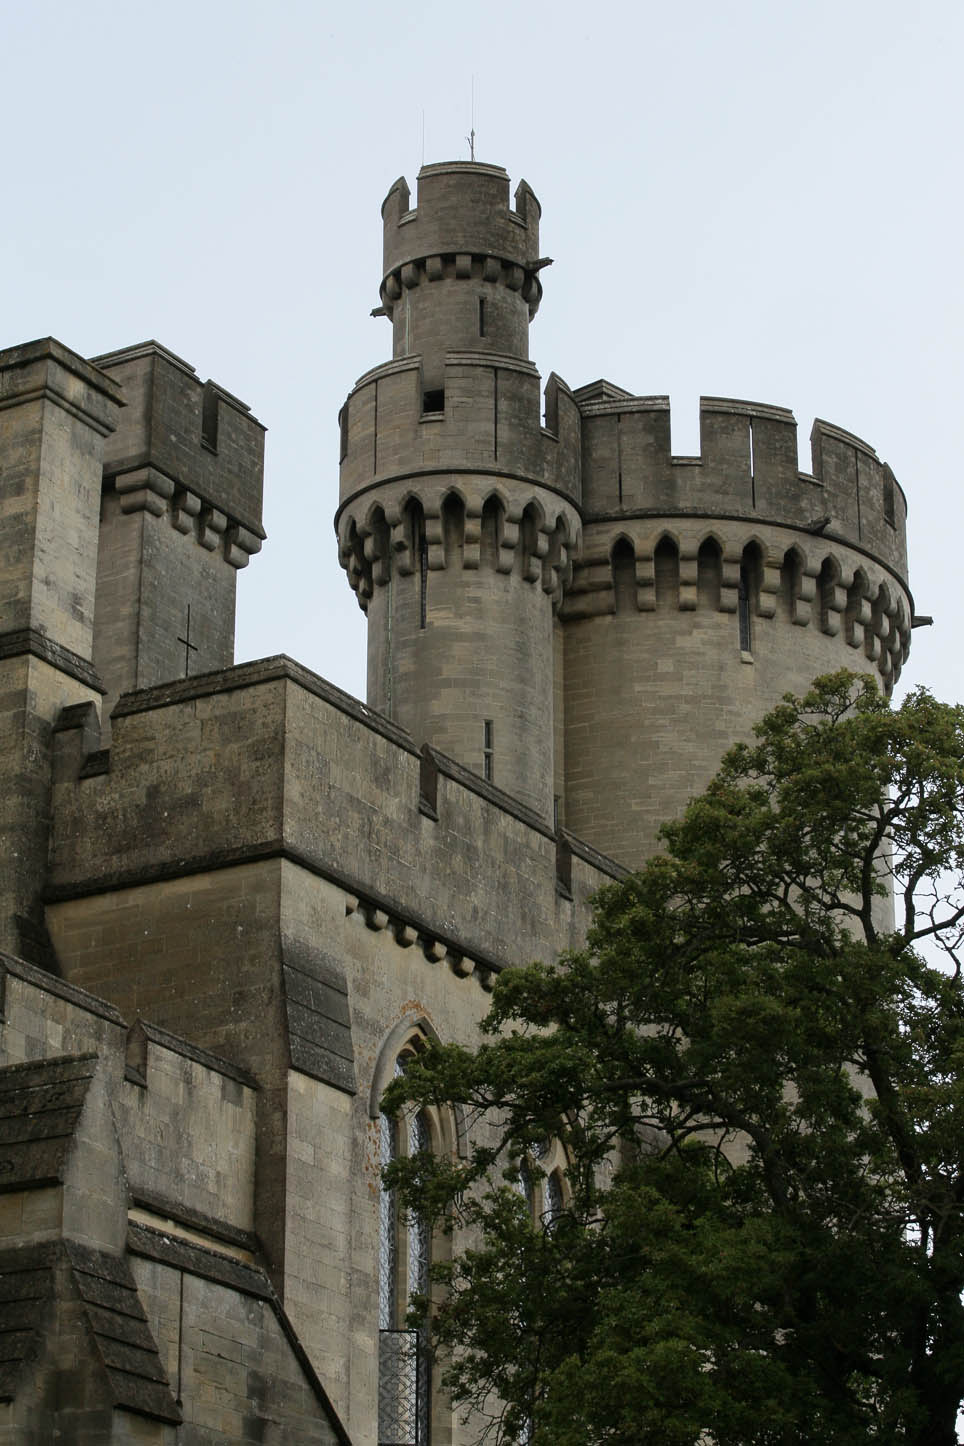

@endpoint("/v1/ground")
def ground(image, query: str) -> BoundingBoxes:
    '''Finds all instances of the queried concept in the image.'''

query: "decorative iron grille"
[378,1328,430,1445]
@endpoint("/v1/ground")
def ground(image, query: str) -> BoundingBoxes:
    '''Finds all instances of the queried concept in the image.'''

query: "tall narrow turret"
[337,163,581,820]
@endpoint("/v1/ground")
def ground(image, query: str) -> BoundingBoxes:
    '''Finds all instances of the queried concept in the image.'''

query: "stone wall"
[0,955,349,1444]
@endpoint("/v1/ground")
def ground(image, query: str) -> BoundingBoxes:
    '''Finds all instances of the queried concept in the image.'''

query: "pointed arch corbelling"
[845,567,871,650]
[779,545,808,625]
[440,489,466,570]
[478,492,506,571]
[817,553,844,636]
[610,535,637,616]
[653,533,680,612]
[545,513,575,605]
[338,514,373,609]
[520,498,548,584]
[697,536,722,611]
[363,504,392,587]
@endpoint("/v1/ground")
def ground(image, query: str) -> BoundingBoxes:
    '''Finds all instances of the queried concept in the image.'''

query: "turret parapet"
[381,163,542,293]
[0,338,123,660]
[378,165,549,384]
[337,348,582,614]
[577,391,907,583]
[338,353,581,517]
[92,342,266,566]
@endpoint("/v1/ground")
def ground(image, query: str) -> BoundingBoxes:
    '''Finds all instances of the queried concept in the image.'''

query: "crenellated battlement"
[93,341,266,563]
[578,389,907,582]
[337,160,917,862]
[378,165,549,384]
[338,352,581,513]
[380,163,543,315]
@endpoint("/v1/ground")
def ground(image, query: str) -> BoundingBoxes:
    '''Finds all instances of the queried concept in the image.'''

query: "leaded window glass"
[378,1085,432,1445]
[544,1171,563,1231]
[379,1113,398,1329]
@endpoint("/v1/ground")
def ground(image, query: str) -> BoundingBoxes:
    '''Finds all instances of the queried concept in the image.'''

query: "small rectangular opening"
[483,719,494,782]
[478,298,486,337]
[422,389,445,414]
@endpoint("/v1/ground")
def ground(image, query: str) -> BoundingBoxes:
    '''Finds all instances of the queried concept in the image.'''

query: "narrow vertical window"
[379,1098,433,1446]
[483,720,494,782]
[738,566,752,653]
[478,297,486,337]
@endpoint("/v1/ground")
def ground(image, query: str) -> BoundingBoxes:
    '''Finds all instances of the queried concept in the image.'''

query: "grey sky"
[4,0,960,707]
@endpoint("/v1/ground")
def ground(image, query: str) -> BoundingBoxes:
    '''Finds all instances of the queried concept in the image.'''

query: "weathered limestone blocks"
[89,343,266,738]
[93,342,265,543]
[338,474,580,612]
[0,338,122,658]
[577,391,907,584]
[338,353,581,512]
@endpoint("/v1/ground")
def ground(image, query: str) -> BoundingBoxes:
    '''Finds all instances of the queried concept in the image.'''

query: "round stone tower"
[337,162,914,870]
[560,392,913,866]
[336,162,581,821]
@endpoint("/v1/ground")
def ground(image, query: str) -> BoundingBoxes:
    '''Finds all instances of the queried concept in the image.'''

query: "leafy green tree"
[383,673,964,1445]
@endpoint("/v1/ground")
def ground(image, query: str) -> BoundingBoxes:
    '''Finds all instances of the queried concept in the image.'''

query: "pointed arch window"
[379,1065,433,1446]
[543,1171,563,1231]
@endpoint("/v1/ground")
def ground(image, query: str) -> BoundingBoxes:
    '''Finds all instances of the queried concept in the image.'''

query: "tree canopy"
[383,673,964,1445]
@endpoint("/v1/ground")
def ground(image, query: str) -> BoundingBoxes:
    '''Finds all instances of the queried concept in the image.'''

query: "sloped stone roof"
[281,935,356,1094]
[64,1239,181,1423]
[0,1053,98,1189]
[0,1240,180,1423]
[0,1241,56,1401]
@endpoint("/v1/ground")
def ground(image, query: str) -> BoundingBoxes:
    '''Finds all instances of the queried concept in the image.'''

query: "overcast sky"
[3,0,961,708]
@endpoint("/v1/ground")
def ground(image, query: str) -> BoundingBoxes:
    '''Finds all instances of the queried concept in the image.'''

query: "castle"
[0,162,912,1443]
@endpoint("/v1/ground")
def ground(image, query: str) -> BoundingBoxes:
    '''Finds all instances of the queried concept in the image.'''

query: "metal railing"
[378,1328,430,1446]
